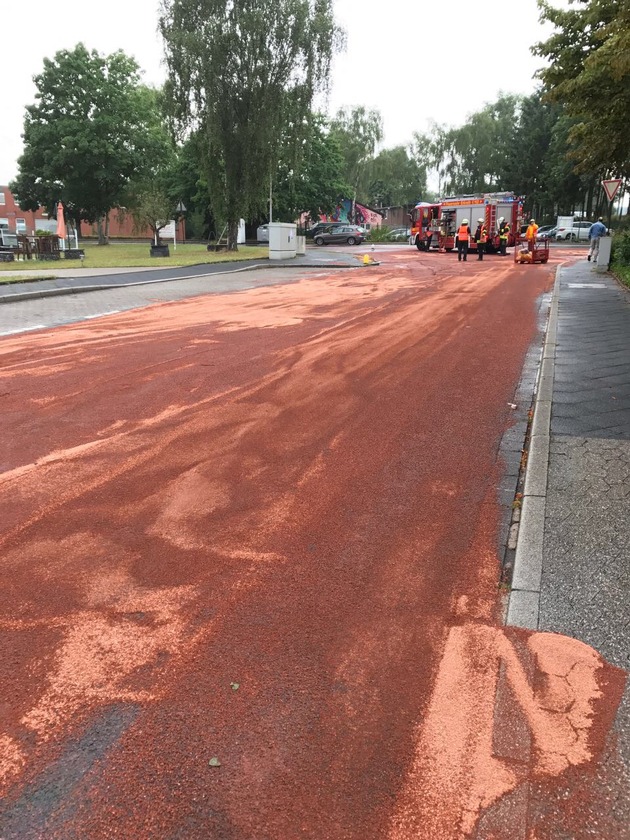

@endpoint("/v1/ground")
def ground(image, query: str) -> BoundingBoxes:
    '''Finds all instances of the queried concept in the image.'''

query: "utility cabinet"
[268,223,297,260]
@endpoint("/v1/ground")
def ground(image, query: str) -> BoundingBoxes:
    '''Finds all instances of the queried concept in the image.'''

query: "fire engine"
[410,192,524,254]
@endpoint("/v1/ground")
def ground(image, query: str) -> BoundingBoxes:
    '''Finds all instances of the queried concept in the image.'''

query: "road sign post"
[602,179,622,229]
[602,179,622,202]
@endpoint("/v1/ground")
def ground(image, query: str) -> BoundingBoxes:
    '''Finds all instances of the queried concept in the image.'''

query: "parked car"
[555,221,592,241]
[387,227,411,241]
[313,225,365,246]
[519,223,557,241]
[307,221,346,239]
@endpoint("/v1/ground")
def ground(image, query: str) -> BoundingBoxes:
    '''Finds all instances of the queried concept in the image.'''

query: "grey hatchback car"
[313,225,365,246]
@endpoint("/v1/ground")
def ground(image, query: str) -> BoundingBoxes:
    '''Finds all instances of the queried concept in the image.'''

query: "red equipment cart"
[514,235,550,264]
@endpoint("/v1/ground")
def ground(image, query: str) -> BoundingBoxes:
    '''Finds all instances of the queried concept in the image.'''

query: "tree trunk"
[97,215,106,246]
[227,219,239,251]
[76,217,83,239]
[105,213,110,244]
[585,184,593,219]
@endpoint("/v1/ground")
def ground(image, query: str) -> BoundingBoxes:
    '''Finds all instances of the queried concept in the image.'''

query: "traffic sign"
[602,179,622,202]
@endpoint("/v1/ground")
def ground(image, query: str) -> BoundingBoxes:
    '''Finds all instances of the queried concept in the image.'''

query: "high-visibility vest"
[499,223,510,240]
[476,225,487,244]
[457,224,470,243]
[526,224,538,240]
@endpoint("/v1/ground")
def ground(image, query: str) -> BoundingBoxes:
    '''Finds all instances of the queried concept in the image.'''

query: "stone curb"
[0,260,360,304]
[506,267,561,629]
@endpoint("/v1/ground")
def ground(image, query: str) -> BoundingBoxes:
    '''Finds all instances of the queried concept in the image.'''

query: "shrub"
[366,225,392,242]
[611,231,630,266]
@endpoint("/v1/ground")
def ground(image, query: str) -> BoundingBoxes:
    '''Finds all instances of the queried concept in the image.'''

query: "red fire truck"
[410,192,524,254]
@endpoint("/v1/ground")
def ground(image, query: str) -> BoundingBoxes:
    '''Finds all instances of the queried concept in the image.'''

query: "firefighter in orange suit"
[456,219,470,262]
[526,219,539,251]
[474,217,488,261]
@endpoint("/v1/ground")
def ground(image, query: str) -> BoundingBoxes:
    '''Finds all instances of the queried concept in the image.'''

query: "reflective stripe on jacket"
[499,223,509,239]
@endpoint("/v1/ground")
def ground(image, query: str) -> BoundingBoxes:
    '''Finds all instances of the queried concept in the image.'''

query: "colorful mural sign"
[321,199,383,228]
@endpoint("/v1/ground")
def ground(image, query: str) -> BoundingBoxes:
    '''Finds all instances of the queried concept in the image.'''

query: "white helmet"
[499,217,505,223]
[478,218,484,223]
[462,218,469,225]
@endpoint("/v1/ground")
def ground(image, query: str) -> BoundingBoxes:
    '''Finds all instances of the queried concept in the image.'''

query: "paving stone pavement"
[533,260,630,836]
[540,261,630,667]
[0,264,334,336]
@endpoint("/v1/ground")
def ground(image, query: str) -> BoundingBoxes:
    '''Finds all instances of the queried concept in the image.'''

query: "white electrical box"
[268,223,297,260]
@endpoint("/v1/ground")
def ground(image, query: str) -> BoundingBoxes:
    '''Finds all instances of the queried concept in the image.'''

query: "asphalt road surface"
[0,248,624,838]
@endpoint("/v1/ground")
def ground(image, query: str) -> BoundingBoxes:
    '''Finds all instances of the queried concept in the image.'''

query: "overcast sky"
[0,0,559,184]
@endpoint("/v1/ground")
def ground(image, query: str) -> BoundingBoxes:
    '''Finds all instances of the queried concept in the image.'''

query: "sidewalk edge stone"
[506,267,560,629]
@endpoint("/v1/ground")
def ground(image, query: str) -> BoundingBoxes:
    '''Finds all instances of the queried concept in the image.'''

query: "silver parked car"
[387,227,411,241]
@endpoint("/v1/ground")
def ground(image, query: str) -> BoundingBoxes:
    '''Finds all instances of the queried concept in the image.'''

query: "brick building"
[0,186,50,234]
[0,186,185,241]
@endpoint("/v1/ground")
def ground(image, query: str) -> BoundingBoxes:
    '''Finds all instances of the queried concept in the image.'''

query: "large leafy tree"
[10,44,170,244]
[154,132,217,240]
[500,93,561,218]
[272,116,350,223]
[411,122,452,197]
[427,95,520,195]
[367,146,426,207]
[329,106,383,206]
[160,0,341,250]
[534,0,630,179]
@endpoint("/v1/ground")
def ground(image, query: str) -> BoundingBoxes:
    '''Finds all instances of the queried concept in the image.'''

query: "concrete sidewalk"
[507,257,630,834]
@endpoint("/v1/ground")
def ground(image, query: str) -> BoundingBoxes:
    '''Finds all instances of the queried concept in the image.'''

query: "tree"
[272,116,350,223]
[534,0,630,179]
[498,93,560,218]
[329,106,383,207]
[159,132,217,240]
[411,122,451,197]
[367,146,426,207]
[430,95,520,195]
[10,44,171,244]
[126,183,176,246]
[160,0,342,250]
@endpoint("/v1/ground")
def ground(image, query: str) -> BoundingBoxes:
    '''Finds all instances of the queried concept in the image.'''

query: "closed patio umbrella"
[56,202,67,250]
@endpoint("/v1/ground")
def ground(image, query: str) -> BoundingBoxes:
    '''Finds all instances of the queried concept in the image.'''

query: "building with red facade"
[0,186,50,234]
[0,186,185,241]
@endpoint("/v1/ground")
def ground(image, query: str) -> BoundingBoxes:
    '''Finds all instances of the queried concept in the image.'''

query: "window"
[16,218,26,232]
[0,192,5,205]
[0,218,8,229]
